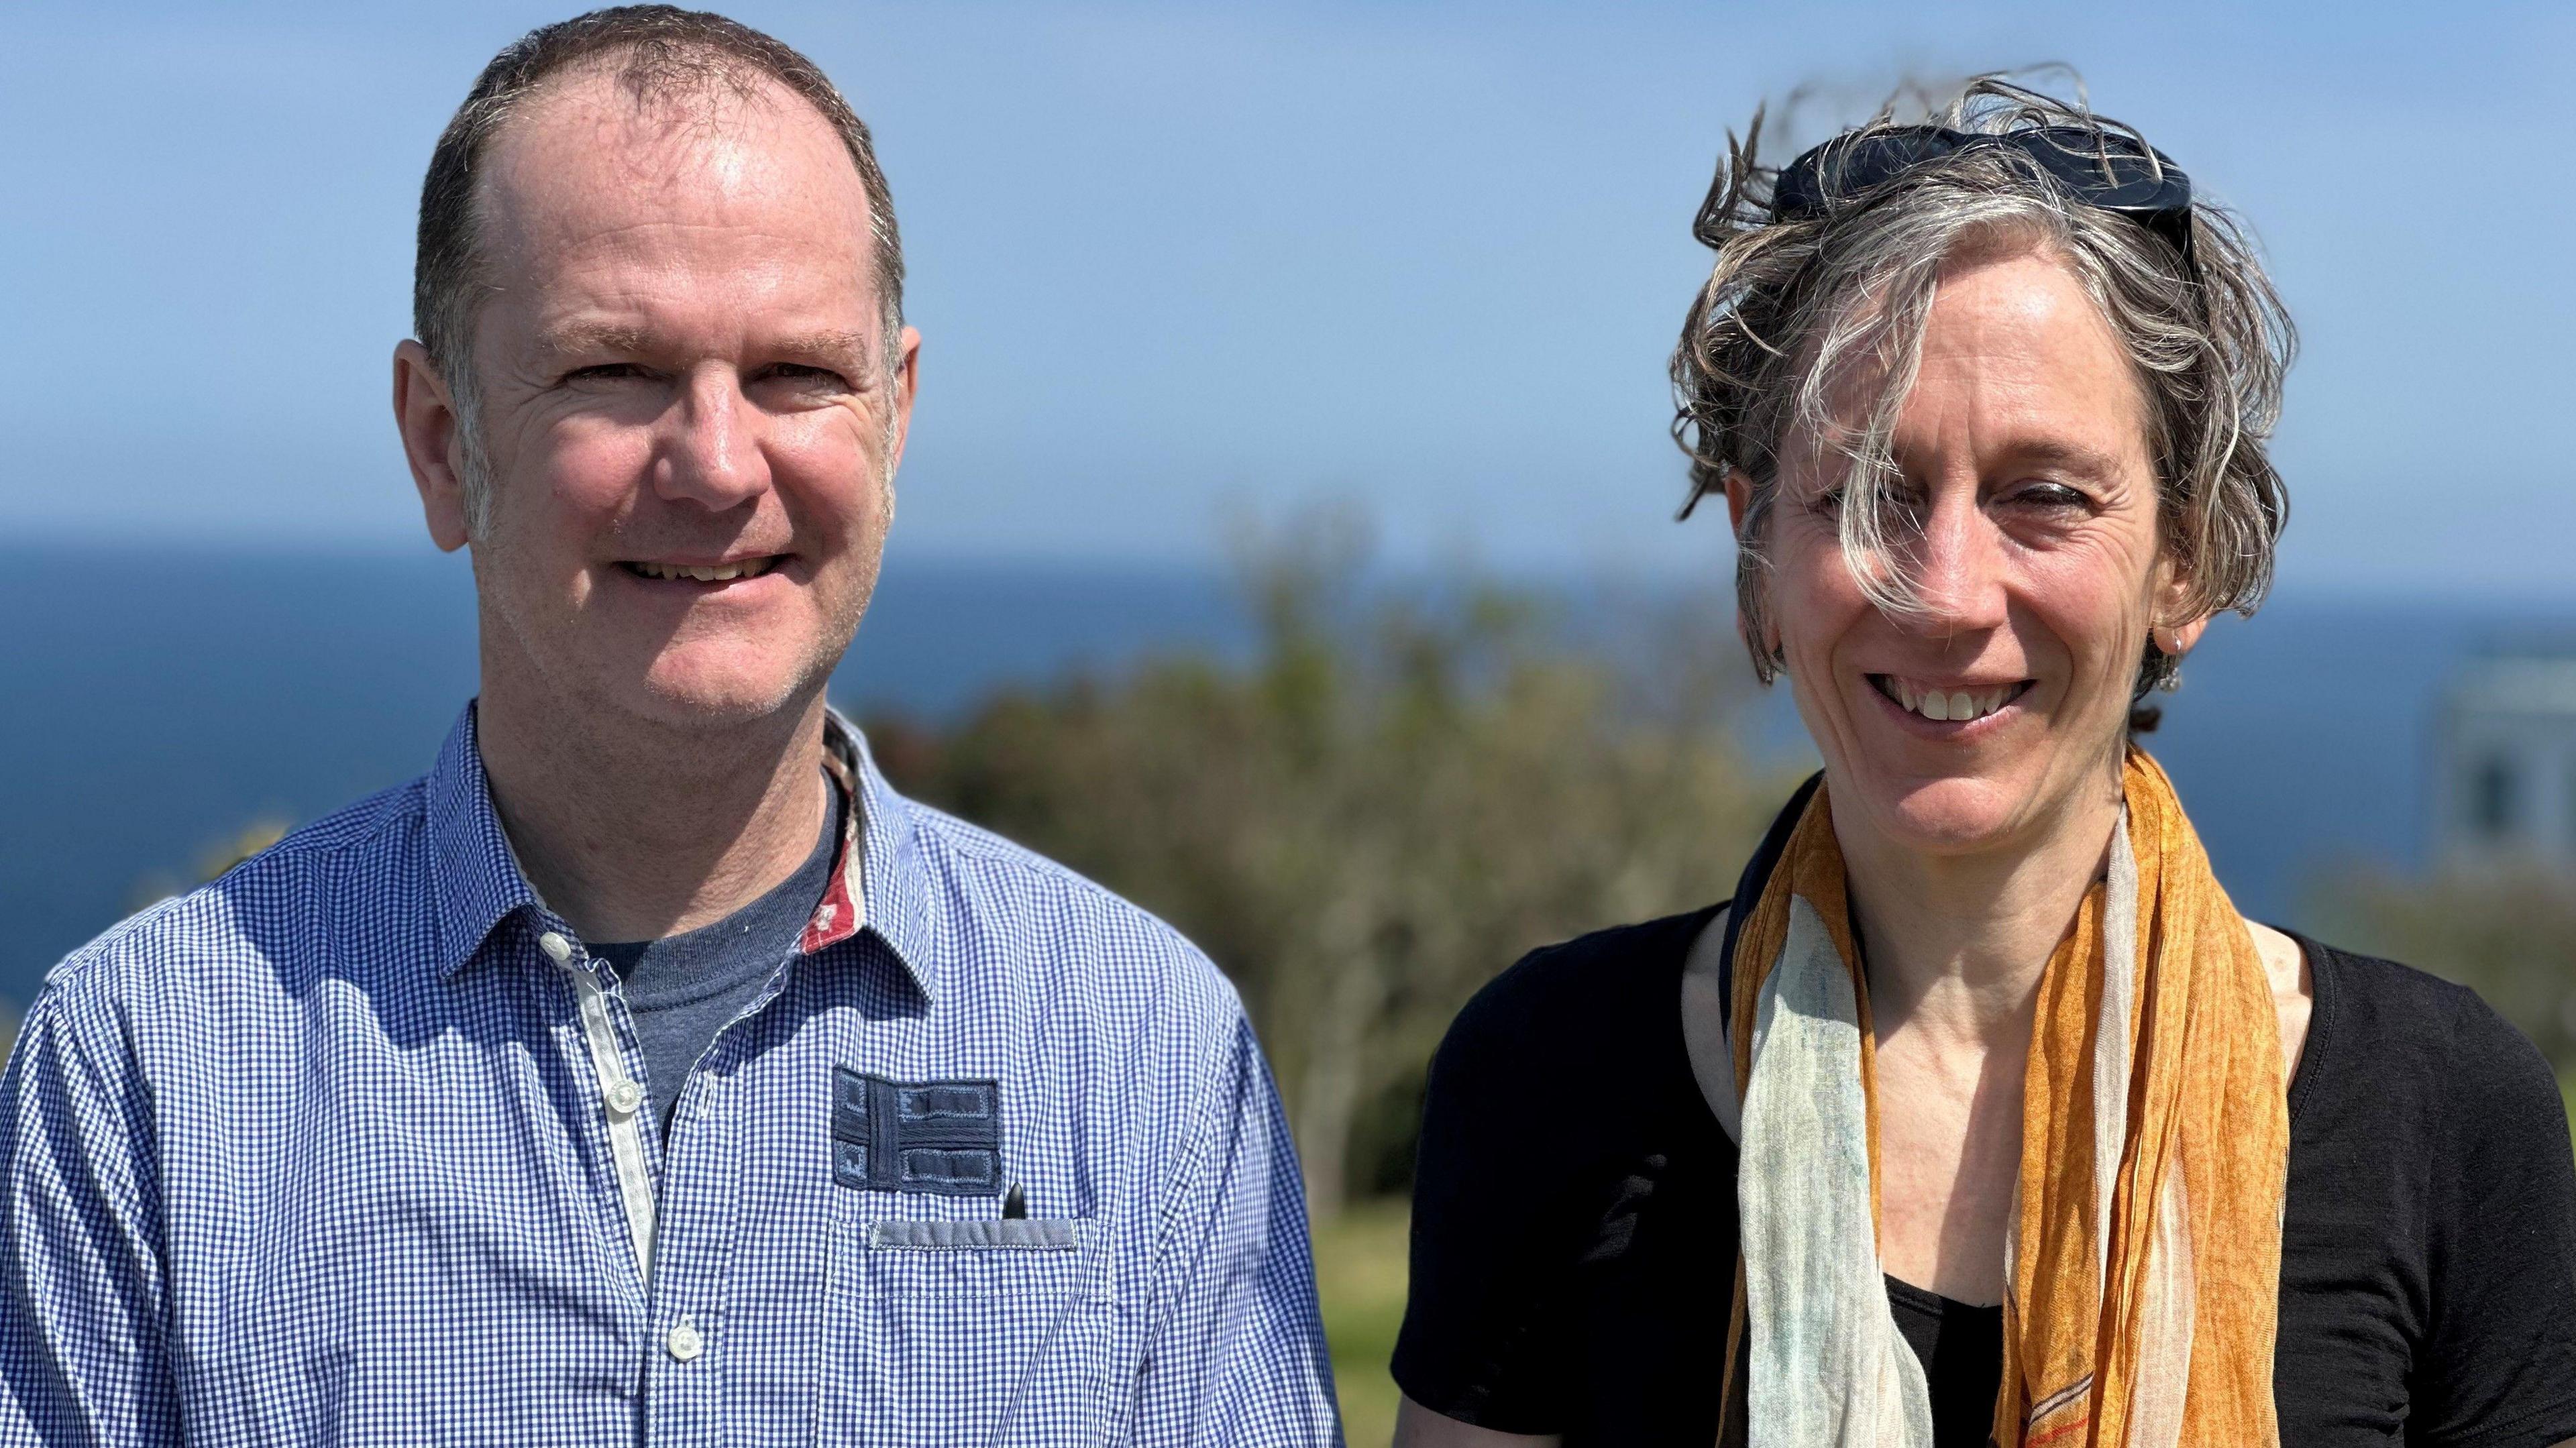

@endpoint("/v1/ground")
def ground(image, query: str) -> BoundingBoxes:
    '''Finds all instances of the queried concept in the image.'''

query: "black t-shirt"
[1391,904,2576,1447]
[1888,1276,2004,1443]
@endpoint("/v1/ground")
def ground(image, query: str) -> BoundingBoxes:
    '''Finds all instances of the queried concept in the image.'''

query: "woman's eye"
[2012,482,2091,511]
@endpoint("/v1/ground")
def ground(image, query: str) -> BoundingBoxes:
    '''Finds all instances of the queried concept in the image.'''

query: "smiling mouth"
[618,557,782,584]
[1870,674,2034,724]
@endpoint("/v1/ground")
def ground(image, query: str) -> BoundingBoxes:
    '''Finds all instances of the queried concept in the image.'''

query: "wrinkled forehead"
[471,58,876,295]
[1786,230,2153,453]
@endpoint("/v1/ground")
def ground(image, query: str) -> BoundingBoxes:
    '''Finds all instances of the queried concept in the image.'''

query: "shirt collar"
[426,704,542,981]
[810,708,938,998]
[425,703,938,1000]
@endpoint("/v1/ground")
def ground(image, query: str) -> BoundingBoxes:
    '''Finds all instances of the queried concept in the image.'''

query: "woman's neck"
[1831,767,2125,1048]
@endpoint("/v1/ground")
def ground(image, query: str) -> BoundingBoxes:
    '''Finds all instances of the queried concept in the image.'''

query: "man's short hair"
[413,5,906,393]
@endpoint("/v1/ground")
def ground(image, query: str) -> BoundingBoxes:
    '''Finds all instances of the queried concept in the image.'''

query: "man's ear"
[393,340,472,553]
[881,324,922,479]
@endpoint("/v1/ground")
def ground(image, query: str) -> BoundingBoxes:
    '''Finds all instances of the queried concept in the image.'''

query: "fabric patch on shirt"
[869,1217,1078,1251]
[830,1068,1002,1195]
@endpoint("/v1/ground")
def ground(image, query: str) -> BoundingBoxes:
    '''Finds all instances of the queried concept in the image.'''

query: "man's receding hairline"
[468,50,878,233]
[458,53,890,372]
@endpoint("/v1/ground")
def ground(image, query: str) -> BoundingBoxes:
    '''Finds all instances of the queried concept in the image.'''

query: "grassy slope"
[1313,1200,1409,1448]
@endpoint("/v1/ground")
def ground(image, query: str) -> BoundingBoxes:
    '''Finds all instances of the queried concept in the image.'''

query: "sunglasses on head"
[1769,124,2196,269]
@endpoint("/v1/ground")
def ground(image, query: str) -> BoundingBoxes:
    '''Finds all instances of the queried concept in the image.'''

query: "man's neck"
[1833,761,2126,1050]
[476,681,835,945]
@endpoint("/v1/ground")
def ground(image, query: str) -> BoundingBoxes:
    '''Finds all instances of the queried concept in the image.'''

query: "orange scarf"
[1718,750,2288,1447]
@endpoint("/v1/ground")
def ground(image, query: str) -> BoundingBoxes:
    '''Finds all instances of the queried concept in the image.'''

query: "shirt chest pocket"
[818,1216,1124,1447]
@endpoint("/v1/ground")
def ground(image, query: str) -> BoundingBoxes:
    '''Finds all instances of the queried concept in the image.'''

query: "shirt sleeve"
[0,977,180,1445]
[1389,955,1574,1433]
[2413,989,2576,1448]
[1130,1009,1342,1447]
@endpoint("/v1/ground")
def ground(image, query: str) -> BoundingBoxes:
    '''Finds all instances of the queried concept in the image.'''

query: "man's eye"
[761,364,850,388]
[564,363,647,384]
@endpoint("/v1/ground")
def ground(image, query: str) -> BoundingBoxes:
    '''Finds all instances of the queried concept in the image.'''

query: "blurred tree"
[124,819,292,914]
[0,821,298,1074]
[873,514,1785,1215]
[2309,864,2576,1077]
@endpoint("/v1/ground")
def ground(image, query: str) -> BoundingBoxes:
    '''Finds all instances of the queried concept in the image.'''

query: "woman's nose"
[1906,495,2009,634]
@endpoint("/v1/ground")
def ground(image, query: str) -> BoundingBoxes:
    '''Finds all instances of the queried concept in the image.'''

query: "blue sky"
[5,1,2571,593]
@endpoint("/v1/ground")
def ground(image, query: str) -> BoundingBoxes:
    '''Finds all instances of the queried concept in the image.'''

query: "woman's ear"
[1722,469,1783,667]
[2155,616,2209,658]
[2151,561,2210,658]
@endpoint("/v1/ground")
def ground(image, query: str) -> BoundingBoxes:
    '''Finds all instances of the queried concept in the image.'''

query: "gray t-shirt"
[589,781,841,1139]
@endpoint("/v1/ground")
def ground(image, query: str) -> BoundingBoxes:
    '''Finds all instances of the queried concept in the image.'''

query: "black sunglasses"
[1769,124,2196,269]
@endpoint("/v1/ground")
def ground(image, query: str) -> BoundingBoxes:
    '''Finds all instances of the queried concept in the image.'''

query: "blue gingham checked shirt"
[0,706,1342,1445]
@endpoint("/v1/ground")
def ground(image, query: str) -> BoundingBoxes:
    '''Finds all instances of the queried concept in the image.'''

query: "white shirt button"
[538,932,574,964]
[606,1080,645,1116]
[665,1317,704,1362]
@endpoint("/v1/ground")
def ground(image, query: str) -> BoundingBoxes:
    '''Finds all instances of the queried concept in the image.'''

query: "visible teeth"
[1880,677,2021,724]
[633,558,773,582]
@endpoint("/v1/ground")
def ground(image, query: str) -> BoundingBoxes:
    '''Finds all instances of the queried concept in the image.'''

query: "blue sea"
[2,545,2558,1008]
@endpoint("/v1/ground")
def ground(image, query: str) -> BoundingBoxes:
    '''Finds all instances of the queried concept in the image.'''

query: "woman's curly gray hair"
[1672,75,2294,696]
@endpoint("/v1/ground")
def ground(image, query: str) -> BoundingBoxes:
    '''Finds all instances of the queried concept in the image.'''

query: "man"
[0,8,1340,1443]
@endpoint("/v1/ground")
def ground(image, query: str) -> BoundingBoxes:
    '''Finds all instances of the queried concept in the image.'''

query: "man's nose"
[1906,492,2009,634]
[655,368,771,510]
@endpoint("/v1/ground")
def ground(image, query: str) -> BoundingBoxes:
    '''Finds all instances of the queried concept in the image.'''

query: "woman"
[1391,79,2576,1447]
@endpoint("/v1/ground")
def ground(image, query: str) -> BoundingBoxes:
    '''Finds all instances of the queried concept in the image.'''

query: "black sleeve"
[2414,989,2576,1447]
[1390,950,1577,1433]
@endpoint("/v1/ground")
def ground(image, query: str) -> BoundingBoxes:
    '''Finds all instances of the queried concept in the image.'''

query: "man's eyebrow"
[766,330,876,367]
[529,323,877,370]
[532,320,657,357]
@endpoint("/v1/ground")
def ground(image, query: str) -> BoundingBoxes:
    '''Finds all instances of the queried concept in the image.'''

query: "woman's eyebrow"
[2002,437,2130,480]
